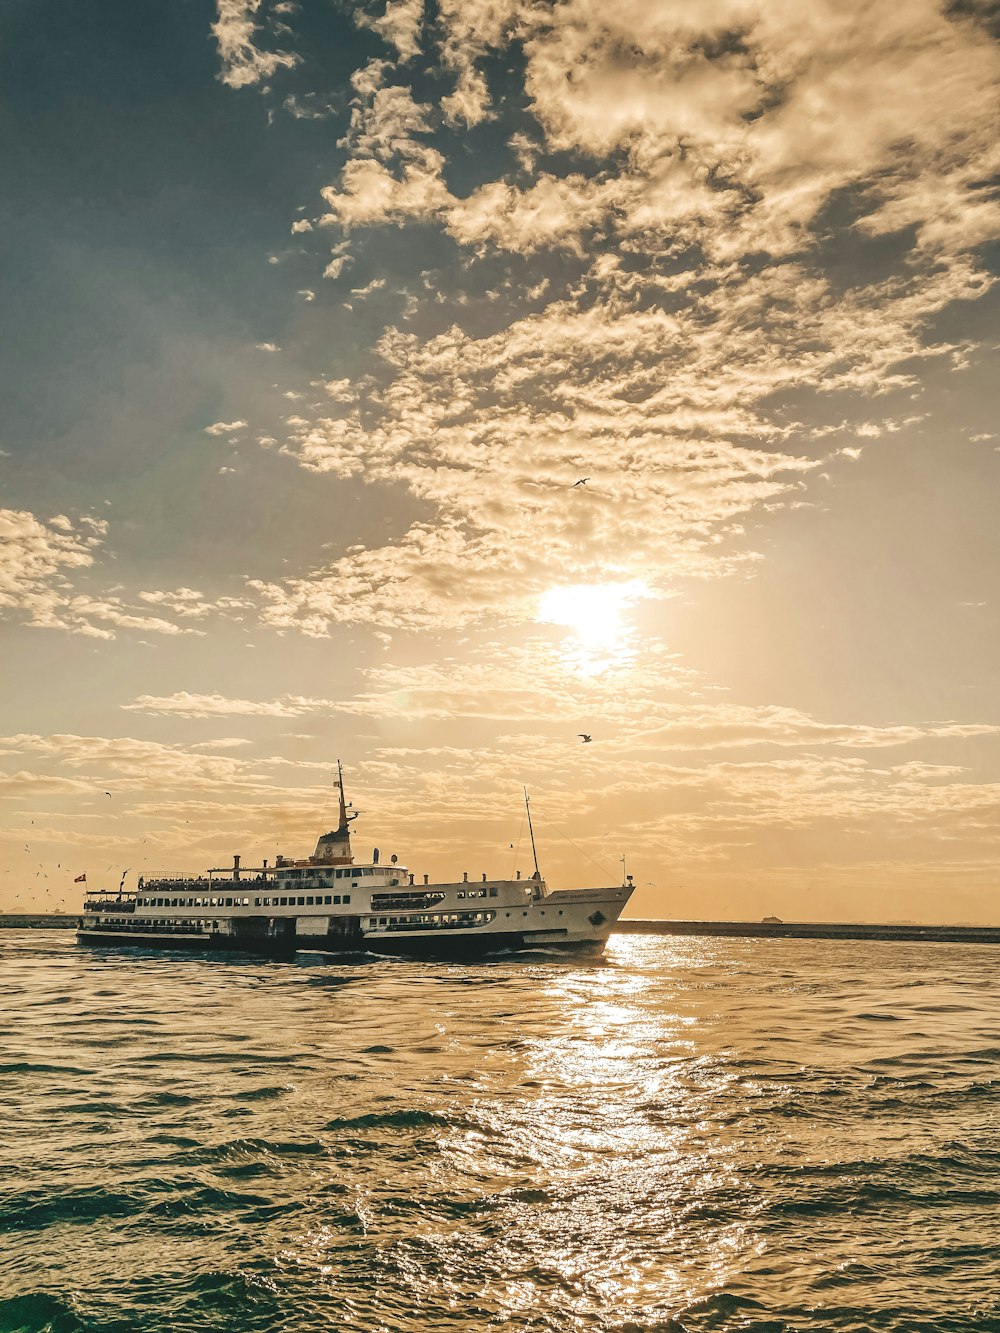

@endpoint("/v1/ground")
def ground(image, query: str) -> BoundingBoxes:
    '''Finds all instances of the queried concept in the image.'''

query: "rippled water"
[1,930,999,1332]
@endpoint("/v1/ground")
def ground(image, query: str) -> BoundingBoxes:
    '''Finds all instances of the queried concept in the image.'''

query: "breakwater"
[616,918,1000,944]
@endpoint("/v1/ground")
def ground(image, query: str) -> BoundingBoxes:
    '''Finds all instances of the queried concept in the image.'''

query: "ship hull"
[76,927,609,959]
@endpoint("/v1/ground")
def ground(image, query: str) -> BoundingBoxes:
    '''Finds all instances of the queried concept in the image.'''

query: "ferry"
[77,765,634,958]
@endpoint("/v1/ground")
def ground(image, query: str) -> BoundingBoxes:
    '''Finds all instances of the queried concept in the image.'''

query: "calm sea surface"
[1,930,998,1333]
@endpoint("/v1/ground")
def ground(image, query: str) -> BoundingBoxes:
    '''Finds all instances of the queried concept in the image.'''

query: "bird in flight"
[573,478,589,487]
[578,733,593,743]
[104,791,112,798]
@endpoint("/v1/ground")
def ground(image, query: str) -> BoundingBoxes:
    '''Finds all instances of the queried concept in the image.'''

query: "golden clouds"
[212,0,299,90]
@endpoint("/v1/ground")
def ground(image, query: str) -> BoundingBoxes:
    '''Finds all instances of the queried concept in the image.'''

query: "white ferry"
[77,765,634,958]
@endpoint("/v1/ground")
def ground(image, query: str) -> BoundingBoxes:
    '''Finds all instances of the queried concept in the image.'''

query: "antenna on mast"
[336,760,359,833]
[524,787,541,881]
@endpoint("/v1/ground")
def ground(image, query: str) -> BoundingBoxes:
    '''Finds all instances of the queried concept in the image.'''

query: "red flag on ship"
[74,873,86,883]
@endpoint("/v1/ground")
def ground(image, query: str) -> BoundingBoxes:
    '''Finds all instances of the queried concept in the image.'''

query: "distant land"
[615,919,1000,945]
[0,914,79,928]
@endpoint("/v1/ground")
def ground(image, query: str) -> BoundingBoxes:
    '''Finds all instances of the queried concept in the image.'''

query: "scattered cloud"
[204,420,248,436]
[212,0,299,90]
[355,0,424,62]
[136,588,251,620]
[121,691,335,718]
[0,509,201,640]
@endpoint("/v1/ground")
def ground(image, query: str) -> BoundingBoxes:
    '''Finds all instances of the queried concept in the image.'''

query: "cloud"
[1,508,101,627]
[0,770,95,799]
[136,588,251,620]
[316,0,999,264]
[441,66,492,128]
[191,738,254,749]
[0,732,276,795]
[212,0,299,89]
[330,643,1000,753]
[253,249,982,632]
[350,277,387,299]
[0,509,200,640]
[121,692,335,718]
[355,0,424,61]
[204,420,248,435]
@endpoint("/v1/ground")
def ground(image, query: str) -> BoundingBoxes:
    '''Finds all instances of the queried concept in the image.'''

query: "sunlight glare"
[537,581,649,651]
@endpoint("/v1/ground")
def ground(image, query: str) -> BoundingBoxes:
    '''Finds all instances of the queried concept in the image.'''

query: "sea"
[1,930,998,1333]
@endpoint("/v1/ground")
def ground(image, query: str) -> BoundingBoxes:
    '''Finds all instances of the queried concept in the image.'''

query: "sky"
[1,0,999,923]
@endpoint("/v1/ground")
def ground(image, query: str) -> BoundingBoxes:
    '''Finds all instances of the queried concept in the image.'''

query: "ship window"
[254,898,260,907]
[304,895,312,905]
[280,896,288,906]
[297,896,305,906]
[379,917,387,926]
[457,891,464,900]
[343,895,350,905]
[324,895,332,905]
[225,898,233,907]
[333,895,340,905]
[489,888,498,897]
[195,898,202,907]
[559,910,563,916]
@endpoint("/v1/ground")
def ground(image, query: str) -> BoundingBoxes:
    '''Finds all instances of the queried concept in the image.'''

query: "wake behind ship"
[77,765,633,958]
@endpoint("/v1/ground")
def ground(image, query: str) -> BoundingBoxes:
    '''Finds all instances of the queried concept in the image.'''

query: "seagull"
[104,791,112,798]
[573,478,589,487]
[579,733,593,743]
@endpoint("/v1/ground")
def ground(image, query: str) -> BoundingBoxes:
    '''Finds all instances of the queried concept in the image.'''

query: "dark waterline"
[1,930,998,1332]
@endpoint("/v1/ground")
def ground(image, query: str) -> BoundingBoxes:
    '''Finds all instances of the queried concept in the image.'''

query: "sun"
[537,580,649,649]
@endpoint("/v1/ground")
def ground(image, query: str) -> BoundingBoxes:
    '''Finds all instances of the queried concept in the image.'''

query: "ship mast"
[335,759,359,835]
[524,787,541,881]
[337,759,350,832]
